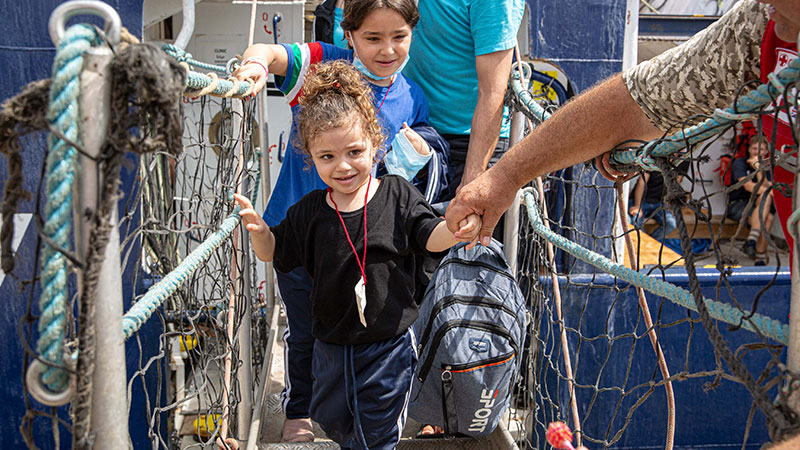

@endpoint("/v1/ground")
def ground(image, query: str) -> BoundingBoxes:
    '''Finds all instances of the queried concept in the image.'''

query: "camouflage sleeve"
[623,0,768,132]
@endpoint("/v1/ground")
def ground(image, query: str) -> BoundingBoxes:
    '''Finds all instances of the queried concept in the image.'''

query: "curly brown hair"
[296,60,385,163]
[340,0,419,32]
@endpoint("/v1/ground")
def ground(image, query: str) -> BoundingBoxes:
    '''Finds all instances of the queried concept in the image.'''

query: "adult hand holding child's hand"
[455,213,482,249]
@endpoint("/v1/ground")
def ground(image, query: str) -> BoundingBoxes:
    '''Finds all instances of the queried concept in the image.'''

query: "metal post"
[256,90,276,321]
[504,109,525,274]
[174,0,196,49]
[79,45,129,449]
[245,77,279,447]
[235,113,254,438]
[257,87,272,236]
[790,229,800,415]
[221,98,254,441]
[245,292,281,450]
[236,230,254,440]
[615,0,639,265]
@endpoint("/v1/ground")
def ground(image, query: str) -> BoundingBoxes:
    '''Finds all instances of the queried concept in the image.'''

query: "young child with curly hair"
[234,61,479,449]
[232,1,451,440]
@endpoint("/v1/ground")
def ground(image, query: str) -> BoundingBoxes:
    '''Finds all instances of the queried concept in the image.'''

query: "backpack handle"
[455,239,511,268]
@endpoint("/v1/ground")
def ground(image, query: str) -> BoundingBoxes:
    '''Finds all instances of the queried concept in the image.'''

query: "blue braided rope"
[511,71,552,123]
[122,210,242,339]
[162,44,229,73]
[38,24,101,393]
[611,57,800,170]
[509,59,800,172]
[184,71,254,97]
[161,44,254,97]
[522,189,790,344]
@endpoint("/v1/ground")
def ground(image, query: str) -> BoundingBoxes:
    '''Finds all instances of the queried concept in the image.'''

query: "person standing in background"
[313,0,348,49]
[404,1,524,434]
[404,0,525,199]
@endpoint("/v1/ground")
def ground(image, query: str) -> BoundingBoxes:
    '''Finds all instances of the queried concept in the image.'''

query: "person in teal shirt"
[313,0,348,50]
[404,0,525,199]
[404,0,524,435]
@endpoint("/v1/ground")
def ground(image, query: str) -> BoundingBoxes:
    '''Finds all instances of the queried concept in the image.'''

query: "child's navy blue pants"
[311,329,418,449]
[276,267,314,419]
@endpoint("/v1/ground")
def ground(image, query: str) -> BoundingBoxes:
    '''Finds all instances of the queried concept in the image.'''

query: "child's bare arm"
[232,44,289,94]
[233,193,276,262]
[426,214,482,252]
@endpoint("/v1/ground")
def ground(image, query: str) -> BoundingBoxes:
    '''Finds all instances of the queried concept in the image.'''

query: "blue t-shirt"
[404,0,524,136]
[263,42,432,226]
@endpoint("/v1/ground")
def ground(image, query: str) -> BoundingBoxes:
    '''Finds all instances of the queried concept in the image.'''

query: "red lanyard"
[328,175,372,285]
[374,75,394,116]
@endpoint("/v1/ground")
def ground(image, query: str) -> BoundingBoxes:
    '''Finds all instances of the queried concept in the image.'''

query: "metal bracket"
[25,354,77,407]
[48,0,121,46]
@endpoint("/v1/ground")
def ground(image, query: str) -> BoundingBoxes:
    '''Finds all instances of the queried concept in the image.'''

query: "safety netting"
[506,61,799,449]
[1,24,265,448]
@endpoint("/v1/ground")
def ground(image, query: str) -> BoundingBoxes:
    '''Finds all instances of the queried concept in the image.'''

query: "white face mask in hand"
[384,129,432,181]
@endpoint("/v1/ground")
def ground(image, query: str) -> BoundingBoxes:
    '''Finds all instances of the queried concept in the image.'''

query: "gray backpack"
[409,240,526,437]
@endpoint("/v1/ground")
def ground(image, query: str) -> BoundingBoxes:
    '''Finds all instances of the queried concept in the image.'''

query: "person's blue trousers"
[276,267,315,419]
[311,329,417,450]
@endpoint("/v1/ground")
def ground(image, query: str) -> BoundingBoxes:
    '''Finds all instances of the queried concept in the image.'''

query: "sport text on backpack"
[409,239,527,437]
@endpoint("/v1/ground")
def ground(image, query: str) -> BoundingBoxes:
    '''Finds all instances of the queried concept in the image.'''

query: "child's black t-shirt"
[271,175,444,345]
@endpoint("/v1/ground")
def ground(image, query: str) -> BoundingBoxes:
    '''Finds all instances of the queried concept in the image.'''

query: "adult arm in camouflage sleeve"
[446,0,771,243]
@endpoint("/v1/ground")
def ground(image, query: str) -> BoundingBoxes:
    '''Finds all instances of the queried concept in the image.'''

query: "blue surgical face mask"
[351,42,410,81]
[384,129,432,181]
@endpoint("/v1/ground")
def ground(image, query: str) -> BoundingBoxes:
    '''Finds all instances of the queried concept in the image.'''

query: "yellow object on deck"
[193,413,220,438]
[623,226,683,268]
[180,334,198,352]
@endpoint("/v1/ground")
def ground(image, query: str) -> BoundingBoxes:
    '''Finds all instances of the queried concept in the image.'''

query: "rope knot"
[634,146,660,172]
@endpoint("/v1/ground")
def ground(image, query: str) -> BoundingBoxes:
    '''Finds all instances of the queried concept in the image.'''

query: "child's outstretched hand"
[234,193,269,235]
[455,213,482,249]
[401,122,430,156]
[233,57,269,96]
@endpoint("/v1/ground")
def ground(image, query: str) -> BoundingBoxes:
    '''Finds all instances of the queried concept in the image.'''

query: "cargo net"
[129,94,263,449]
[1,40,264,449]
[506,63,800,449]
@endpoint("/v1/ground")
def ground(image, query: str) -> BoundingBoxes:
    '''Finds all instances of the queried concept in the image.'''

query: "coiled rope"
[28,9,258,402]
[38,24,101,393]
[184,71,255,98]
[162,43,229,74]
[521,188,790,344]
[162,44,255,98]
